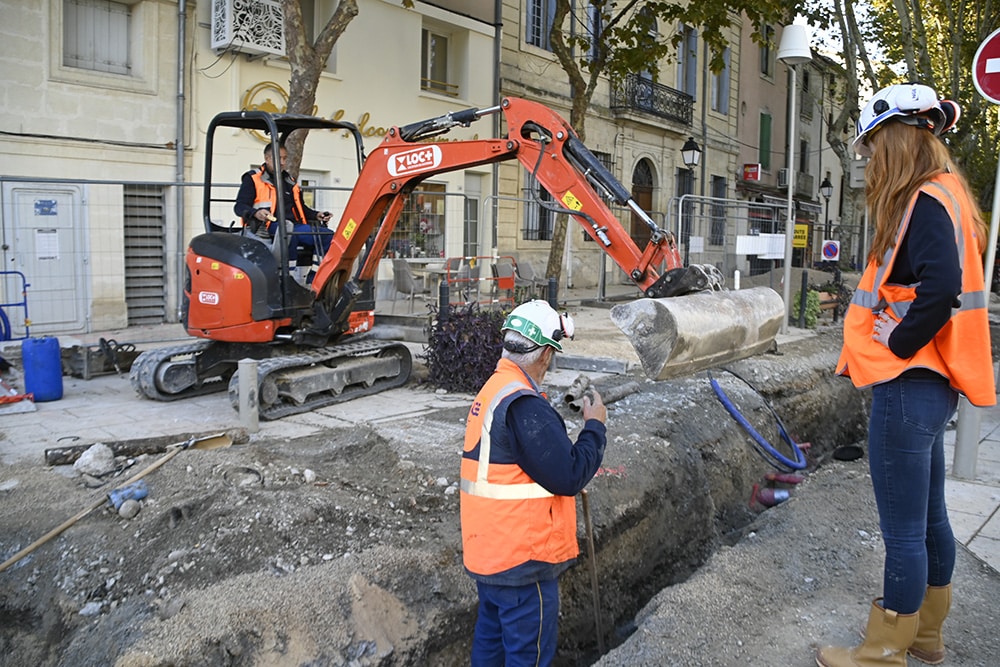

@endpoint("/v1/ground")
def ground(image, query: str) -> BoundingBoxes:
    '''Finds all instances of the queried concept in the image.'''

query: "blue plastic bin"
[22,336,63,402]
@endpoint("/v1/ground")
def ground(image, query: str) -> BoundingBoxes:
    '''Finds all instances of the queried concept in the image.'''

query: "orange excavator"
[130,97,783,419]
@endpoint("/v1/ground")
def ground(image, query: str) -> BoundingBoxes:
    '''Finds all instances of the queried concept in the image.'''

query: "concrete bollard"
[238,358,259,433]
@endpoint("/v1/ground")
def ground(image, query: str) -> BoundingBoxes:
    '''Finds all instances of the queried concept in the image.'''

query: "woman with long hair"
[819,83,995,667]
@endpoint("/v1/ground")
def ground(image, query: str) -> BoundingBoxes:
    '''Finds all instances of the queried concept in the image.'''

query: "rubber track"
[129,340,223,402]
[227,340,413,420]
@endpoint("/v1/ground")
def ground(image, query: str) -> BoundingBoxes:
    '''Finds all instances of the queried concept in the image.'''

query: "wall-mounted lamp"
[681,137,702,169]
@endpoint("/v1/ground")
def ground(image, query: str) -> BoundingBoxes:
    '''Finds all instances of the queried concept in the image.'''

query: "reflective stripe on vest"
[460,380,553,500]
[836,172,996,406]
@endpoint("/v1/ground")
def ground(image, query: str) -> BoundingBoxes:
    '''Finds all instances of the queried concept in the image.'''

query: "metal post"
[953,109,1000,479]
[797,270,808,328]
[780,65,799,334]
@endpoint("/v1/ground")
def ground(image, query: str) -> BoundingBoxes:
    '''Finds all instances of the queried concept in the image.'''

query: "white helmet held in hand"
[501,300,575,352]
[853,83,960,157]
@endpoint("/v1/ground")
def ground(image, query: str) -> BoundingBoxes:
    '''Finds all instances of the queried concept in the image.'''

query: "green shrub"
[792,289,821,329]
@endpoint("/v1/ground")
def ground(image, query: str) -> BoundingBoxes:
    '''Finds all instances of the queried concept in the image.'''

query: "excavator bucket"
[609,286,785,380]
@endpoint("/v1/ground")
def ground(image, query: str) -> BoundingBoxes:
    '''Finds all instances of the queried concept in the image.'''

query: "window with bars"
[523,174,554,241]
[526,0,556,51]
[64,0,131,75]
[710,176,727,246]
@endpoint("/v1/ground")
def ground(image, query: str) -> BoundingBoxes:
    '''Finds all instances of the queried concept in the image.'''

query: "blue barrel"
[22,336,63,402]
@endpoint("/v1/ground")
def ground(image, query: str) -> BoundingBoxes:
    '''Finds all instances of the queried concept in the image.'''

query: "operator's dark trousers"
[471,579,558,667]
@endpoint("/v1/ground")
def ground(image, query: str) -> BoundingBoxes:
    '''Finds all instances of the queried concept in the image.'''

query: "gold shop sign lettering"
[241,82,478,143]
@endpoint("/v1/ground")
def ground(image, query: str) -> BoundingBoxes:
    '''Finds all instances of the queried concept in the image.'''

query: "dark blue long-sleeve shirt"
[885,193,963,359]
[505,393,606,497]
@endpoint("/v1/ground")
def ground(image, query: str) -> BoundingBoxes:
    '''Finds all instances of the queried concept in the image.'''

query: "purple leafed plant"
[420,303,507,393]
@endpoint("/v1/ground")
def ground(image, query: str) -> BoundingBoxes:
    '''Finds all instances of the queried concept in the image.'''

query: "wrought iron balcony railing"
[611,74,694,126]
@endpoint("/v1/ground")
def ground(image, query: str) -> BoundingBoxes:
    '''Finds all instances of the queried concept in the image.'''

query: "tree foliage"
[542,0,803,283]
[812,0,1000,210]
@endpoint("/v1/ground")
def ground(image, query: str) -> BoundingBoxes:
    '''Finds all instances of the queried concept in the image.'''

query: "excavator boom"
[131,97,784,417]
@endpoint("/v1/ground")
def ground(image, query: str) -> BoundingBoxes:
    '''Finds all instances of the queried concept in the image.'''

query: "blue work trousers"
[471,579,559,667]
[868,373,958,614]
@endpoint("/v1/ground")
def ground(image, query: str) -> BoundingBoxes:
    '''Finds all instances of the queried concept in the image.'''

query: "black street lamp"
[819,176,833,239]
[681,137,702,170]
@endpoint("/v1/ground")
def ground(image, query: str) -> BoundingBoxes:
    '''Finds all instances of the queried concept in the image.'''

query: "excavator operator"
[234,143,333,283]
[460,300,608,666]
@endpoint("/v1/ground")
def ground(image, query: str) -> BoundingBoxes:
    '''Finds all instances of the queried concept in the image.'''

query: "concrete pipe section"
[609,286,785,380]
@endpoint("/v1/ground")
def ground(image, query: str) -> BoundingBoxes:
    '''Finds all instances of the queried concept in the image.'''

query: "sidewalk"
[1,291,999,576]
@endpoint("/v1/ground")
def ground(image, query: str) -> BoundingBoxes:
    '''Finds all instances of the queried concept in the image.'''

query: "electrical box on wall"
[211,0,286,57]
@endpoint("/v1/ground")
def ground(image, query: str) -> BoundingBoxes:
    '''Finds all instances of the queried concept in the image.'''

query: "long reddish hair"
[865,122,986,265]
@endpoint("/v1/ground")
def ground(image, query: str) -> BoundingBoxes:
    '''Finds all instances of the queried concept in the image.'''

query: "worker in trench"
[820,83,996,667]
[460,300,607,666]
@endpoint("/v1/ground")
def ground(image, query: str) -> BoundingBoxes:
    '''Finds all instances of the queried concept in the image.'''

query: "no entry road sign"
[973,28,1000,104]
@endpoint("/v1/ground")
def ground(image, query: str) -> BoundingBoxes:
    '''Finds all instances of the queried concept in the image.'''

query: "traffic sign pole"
[953,33,1000,479]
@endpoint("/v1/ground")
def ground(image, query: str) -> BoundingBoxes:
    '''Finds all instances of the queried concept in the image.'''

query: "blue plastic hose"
[709,369,807,471]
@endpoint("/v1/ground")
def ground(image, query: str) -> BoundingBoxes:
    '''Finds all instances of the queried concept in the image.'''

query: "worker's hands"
[581,389,606,424]
[872,311,898,348]
[253,209,275,222]
[317,211,333,226]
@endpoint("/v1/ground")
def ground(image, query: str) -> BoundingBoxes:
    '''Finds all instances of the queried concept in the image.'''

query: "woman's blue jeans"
[869,373,958,614]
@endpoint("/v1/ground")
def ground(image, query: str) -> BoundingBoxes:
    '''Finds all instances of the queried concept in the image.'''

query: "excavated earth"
[2,321,1000,666]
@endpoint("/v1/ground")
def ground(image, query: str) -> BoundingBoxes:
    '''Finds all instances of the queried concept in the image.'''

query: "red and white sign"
[973,28,1000,105]
[742,163,762,181]
[821,240,840,262]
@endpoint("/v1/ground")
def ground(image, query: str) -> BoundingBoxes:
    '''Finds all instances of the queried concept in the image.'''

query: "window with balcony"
[710,48,730,113]
[759,112,772,170]
[64,0,131,75]
[523,174,554,241]
[526,0,556,51]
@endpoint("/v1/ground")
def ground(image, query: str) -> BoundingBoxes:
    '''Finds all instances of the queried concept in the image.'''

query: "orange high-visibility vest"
[837,172,996,407]
[249,168,307,224]
[460,358,578,577]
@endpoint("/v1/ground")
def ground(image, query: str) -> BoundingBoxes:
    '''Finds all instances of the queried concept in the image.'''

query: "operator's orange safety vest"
[461,359,578,576]
[837,173,996,407]
[249,168,307,224]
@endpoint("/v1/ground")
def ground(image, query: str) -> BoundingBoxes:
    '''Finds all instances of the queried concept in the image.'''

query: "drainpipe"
[175,0,187,321]
[490,0,501,255]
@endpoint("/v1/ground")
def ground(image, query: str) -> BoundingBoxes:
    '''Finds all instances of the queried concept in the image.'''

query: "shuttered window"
[64,0,132,75]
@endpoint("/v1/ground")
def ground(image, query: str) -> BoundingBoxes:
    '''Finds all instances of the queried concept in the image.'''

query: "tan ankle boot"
[909,584,951,664]
[816,599,918,667]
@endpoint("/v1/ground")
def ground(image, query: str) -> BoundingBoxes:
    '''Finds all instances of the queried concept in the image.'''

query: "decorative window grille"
[211,0,286,57]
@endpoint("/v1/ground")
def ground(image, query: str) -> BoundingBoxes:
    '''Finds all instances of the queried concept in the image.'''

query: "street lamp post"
[777,25,812,333]
[680,137,701,265]
[820,176,833,239]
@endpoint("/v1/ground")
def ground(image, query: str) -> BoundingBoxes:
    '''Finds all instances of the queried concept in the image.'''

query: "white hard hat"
[853,83,960,157]
[501,300,575,351]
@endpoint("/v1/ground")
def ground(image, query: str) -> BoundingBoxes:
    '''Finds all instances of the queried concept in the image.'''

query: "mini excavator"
[130,97,784,419]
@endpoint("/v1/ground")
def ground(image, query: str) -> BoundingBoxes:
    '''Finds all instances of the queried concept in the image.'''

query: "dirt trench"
[0,328,868,666]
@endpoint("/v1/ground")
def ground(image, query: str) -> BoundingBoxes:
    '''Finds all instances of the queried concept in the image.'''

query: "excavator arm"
[311,97,717,339]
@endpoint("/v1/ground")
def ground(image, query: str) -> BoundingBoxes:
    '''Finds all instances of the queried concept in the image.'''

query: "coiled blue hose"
[709,368,807,471]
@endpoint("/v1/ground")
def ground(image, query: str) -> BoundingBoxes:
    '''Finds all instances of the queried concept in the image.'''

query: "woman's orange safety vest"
[837,172,996,407]
[249,168,307,224]
[460,359,578,577]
